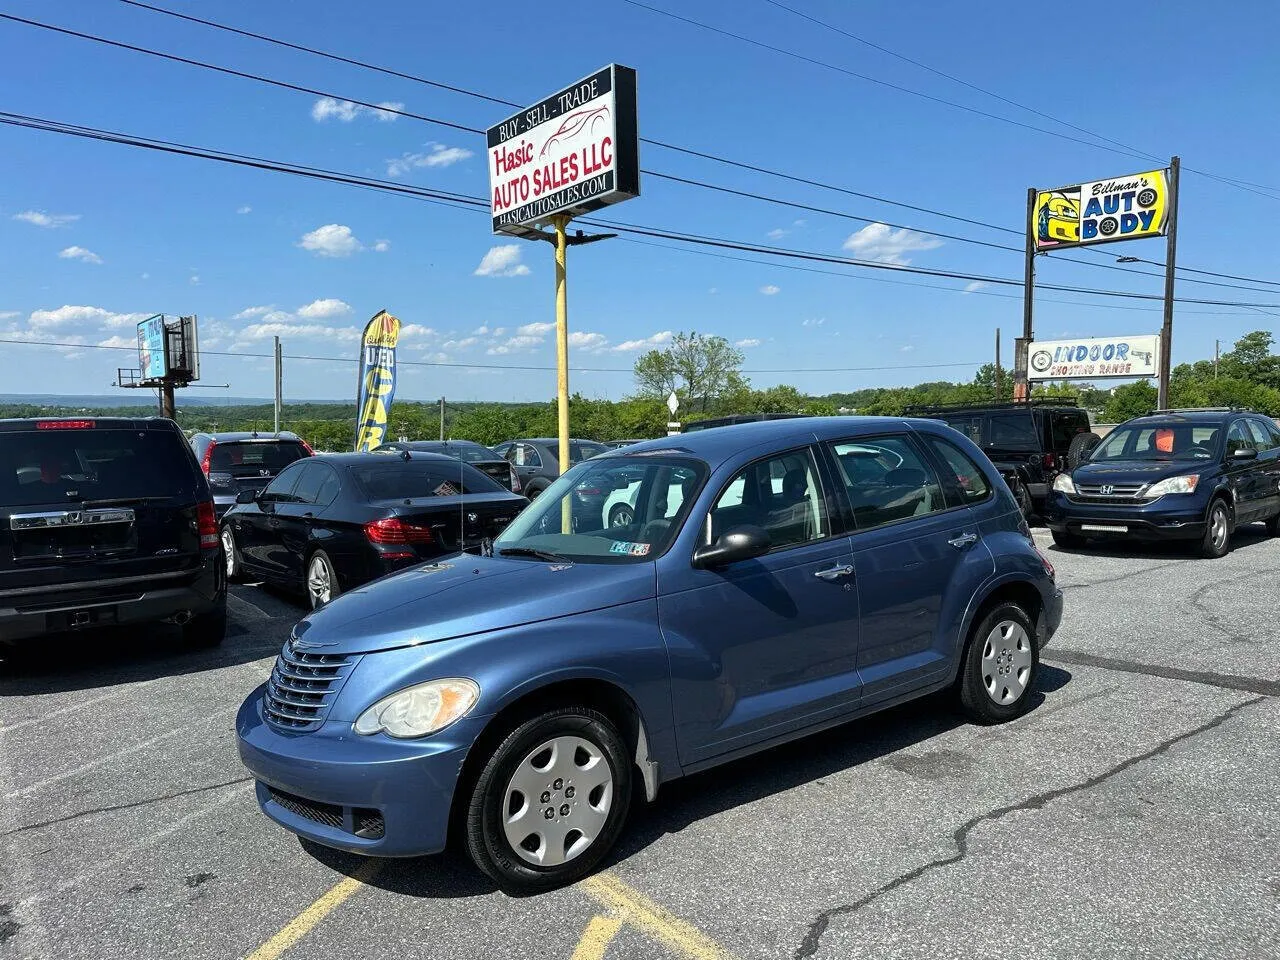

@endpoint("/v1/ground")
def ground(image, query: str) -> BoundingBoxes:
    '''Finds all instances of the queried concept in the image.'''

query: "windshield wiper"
[498,547,573,563]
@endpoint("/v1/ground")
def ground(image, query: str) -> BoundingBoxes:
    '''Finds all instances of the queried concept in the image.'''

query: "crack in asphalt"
[0,777,253,837]
[1056,559,1182,592]
[1044,650,1280,698]
[792,695,1265,959]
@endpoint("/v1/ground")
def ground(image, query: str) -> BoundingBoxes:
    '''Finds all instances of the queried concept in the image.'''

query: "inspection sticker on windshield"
[610,540,650,557]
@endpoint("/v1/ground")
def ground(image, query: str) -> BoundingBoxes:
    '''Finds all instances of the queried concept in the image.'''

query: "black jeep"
[905,400,1097,517]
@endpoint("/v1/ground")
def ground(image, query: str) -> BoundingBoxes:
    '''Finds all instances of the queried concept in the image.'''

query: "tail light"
[37,419,95,430]
[508,464,522,493]
[301,440,315,456]
[197,501,219,550]
[1042,453,1057,470]
[1034,544,1055,579]
[364,518,434,545]
[200,440,216,475]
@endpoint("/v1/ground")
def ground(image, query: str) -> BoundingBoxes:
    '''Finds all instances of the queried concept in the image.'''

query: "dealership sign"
[1033,168,1169,251]
[1029,335,1160,380]
[487,64,639,236]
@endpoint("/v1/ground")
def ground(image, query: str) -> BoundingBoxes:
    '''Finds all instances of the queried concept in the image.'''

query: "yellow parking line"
[244,862,381,960]
[571,914,625,960]
[581,872,734,960]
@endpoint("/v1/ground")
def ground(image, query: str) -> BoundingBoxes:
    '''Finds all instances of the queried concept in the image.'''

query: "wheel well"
[969,580,1043,643]
[447,678,642,845]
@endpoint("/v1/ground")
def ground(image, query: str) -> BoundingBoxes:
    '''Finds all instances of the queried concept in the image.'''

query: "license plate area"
[1081,523,1128,533]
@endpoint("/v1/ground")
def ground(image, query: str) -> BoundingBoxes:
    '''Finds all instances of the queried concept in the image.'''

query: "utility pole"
[1015,187,1036,402]
[273,336,282,434]
[439,396,445,441]
[995,328,1003,399]
[1157,156,1180,410]
[1214,339,1220,380]
[159,383,175,419]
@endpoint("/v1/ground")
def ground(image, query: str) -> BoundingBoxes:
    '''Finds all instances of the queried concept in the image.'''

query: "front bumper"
[1043,493,1207,541]
[236,687,489,857]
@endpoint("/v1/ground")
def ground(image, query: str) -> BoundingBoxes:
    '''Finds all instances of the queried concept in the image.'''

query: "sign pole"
[273,336,282,434]
[554,214,573,534]
[1015,187,1036,402]
[1158,156,1180,410]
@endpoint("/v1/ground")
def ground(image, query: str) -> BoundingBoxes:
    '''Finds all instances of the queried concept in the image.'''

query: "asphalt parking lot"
[2,529,1278,960]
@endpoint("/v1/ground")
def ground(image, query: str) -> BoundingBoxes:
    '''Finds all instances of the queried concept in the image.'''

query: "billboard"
[1033,169,1169,251]
[354,311,402,452]
[1029,335,1160,380]
[487,64,639,236]
[136,315,168,381]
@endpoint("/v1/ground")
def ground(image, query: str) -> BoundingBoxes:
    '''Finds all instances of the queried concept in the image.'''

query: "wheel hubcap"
[308,557,331,605]
[221,529,235,575]
[981,620,1033,705]
[611,507,633,528]
[1212,508,1228,549]
[501,735,613,867]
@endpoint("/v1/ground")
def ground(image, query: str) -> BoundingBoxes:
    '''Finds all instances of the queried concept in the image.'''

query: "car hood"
[290,554,656,655]
[1072,459,1209,484]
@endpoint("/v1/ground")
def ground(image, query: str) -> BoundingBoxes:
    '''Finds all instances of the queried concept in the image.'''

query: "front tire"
[465,707,632,894]
[957,602,1039,724]
[306,550,339,608]
[1199,499,1232,559]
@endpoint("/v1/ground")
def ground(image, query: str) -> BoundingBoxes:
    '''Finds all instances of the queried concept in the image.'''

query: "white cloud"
[28,305,146,331]
[569,331,609,352]
[842,223,943,265]
[612,331,673,352]
[296,298,352,320]
[373,239,391,253]
[311,97,403,123]
[399,324,437,339]
[240,321,360,342]
[0,311,18,321]
[189,275,201,285]
[766,228,788,240]
[900,344,915,352]
[735,338,762,348]
[386,143,474,176]
[793,219,807,227]
[59,246,103,265]
[97,335,136,349]
[236,205,252,215]
[442,336,479,350]
[487,335,544,355]
[233,305,274,320]
[962,281,988,294]
[472,325,491,335]
[518,321,554,336]
[298,223,362,257]
[708,287,718,295]
[474,244,530,278]
[759,284,780,296]
[802,317,826,327]
[13,210,79,228]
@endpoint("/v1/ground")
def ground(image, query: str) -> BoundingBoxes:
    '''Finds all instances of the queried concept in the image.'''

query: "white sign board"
[667,391,679,416]
[1029,335,1160,380]
[487,65,639,237]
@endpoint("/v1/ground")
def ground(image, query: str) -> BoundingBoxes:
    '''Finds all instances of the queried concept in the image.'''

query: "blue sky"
[2,0,1279,403]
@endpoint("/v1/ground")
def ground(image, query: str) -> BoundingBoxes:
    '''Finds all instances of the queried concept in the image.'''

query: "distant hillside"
[0,393,279,408]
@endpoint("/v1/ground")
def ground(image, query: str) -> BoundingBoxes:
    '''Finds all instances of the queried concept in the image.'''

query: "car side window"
[290,463,327,505]
[708,449,828,551]
[1247,419,1276,451]
[313,464,341,507]
[831,436,946,530]
[924,436,991,507]
[514,444,542,468]
[1225,421,1252,456]
[261,462,304,503]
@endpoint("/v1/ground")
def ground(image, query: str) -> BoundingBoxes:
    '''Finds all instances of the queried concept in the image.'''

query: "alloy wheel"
[307,555,332,607]
[221,527,236,577]
[981,620,1033,705]
[501,735,614,867]
[1210,505,1229,552]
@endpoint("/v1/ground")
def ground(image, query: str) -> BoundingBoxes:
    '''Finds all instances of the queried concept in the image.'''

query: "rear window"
[1,428,200,506]
[349,461,503,500]
[986,412,1039,448]
[548,441,608,465]
[934,414,982,444]
[1049,411,1089,450]
[209,440,308,476]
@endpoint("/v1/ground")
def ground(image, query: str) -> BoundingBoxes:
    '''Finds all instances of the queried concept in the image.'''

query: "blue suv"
[236,417,1062,891]
[1045,408,1280,558]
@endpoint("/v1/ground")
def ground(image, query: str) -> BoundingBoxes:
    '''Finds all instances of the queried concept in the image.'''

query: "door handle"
[948,532,979,549]
[814,564,854,581]
[268,518,282,529]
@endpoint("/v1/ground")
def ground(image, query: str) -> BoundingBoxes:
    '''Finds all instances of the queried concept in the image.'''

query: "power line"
[8,110,1280,314]
[24,7,1280,293]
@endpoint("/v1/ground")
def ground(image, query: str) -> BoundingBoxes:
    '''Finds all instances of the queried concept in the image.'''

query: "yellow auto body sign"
[354,311,401,453]
[1033,168,1169,251]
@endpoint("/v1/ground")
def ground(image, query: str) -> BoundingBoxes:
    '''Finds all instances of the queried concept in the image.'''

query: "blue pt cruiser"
[237,417,1063,892]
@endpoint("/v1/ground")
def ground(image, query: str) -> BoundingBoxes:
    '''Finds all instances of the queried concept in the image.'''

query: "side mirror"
[1229,448,1258,461]
[235,489,259,504]
[692,525,772,569]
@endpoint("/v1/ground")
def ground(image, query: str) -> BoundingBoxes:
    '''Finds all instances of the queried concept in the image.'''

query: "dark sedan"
[376,440,521,493]
[220,452,528,607]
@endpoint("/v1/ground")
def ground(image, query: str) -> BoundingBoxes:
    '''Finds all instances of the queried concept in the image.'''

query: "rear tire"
[306,550,339,608]
[1051,530,1085,549]
[1199,499,1232,559]
[608,502,635,528]
[957,602,1039,724]
[1066,431,1101,470]
[221,526,243,583]
[465,706,632,894]
[526,483,548,501]
[1009,478,1033,520]
[183,603,226,648]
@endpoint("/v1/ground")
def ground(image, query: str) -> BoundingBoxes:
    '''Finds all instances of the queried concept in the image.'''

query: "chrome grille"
[263,644,357,731]
[1070,482,1154,505]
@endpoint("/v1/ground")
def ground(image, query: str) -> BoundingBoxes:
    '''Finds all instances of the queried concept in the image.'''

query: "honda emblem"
[1100,484,1115,495]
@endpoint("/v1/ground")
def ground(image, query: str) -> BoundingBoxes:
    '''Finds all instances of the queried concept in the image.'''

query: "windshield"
[494,455,706,563]
[1090,423,1222,462]
[2,428,201,505]
[350,460,503,499]
[210,440,308,477]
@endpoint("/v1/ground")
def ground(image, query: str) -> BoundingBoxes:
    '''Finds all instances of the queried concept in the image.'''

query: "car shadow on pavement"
[1046,524,1272,561]
[0,623,286,695]
[305,666,1073,899]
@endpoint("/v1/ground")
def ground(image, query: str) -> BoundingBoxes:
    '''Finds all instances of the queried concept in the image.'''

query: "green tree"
[1102,380,1157,423]
[633,331,747,413]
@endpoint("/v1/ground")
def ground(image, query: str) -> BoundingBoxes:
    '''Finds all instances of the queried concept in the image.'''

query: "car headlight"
[353,678,480,738]
[1145,474,1200,497]
[1053,473,1076,494]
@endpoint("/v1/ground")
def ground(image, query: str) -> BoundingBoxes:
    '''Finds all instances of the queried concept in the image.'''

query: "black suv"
[906,400,1095,516]
[0,417,225,649]
[1045,408,1280,558]
[190,431,312,517]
